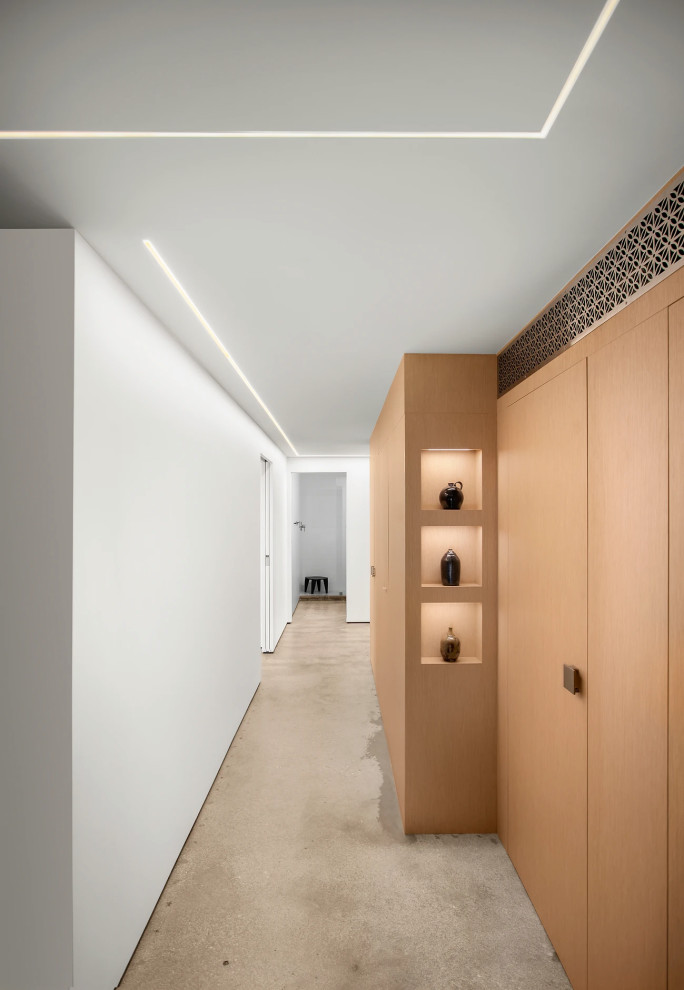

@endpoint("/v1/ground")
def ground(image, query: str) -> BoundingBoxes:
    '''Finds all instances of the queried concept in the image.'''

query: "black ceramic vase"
[441,548,461,586]
[440,626,461,662]
[439,481,464,510]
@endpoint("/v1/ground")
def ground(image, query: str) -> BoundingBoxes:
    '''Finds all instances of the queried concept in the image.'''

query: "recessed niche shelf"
[420,584,483,604]
[420,509,482,526]
[372,354,497,832]
[421,602,483,666]
[421,449,483,511]
[421,526,482,587]
[421,656,482,666]
[421,582,481,588]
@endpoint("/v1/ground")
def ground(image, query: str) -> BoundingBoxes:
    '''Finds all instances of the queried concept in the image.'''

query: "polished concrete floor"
[119,601,571,990]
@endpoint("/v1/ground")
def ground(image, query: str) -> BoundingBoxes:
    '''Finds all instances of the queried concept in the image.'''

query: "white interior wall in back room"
[288,457,370,623]
[298,473,347,596]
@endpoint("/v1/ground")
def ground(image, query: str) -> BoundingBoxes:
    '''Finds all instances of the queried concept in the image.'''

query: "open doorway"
[291,472,346,612]
[260,455,273,653]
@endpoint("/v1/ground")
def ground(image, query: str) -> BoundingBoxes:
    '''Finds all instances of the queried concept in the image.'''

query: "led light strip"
[0,129,543,140]
[143,239,299,456]
[540,0,620,137]
[0,0,620,142]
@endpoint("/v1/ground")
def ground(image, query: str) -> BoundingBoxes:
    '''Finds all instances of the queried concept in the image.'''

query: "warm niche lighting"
[143,239,298,456]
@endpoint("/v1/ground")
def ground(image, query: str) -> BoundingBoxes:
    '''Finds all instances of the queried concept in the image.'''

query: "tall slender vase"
[441,548,461,586]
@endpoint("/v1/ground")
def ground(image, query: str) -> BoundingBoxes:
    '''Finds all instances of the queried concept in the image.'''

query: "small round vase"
[439,481,464,510]
[440,626,461,663]
[441,548,461,587]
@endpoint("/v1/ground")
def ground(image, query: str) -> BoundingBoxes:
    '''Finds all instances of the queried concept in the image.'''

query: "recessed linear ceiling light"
[0,0,620,142]
[143,239,299,456]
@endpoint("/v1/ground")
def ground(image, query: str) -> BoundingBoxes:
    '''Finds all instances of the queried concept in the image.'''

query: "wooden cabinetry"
[668,297,684,989]
[498,266,684,990]
[371,354,497,834]
[587,314,669,990]
[499,362,588,990]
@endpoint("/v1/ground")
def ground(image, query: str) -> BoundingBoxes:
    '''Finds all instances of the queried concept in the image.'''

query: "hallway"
[119,601,570,990]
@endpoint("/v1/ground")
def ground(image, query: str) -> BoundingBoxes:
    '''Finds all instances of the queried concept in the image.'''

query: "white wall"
[0,231,364,990]
[289,458,370,622]
[72,236,289,990]
[0,230,75,990]
[297,473,346,596]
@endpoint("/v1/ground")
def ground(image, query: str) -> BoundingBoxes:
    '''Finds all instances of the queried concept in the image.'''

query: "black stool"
[304,575,328,594]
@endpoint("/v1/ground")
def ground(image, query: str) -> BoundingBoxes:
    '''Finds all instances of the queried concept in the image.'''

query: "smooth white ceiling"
[0,0,683,453]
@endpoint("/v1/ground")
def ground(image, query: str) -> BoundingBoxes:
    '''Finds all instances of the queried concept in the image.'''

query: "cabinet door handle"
[563,665,581,695]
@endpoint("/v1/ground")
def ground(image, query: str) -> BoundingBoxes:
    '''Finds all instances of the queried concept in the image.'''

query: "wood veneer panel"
[421,450,483,510]
[369,447,378,678]
[506,361,588,990]
[587,313,668,990]
[372,354,497,835]
[669,298,684,989]
[496,403,509,847]
[404,353,497,415]
[404,393,497,834]
[369,421,407,820]
[386,416,407,816]
[420,525,482,587]
[369,443,385,670]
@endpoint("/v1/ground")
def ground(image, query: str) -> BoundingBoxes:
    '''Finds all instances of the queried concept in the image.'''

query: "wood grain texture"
[496,403,509,848]
[404,353,496,415]
[421,450,483,510]
[370,375,407,820]
[505,361,588,990]
[371,417,406,819]
[420,602,483,661]
[403,356,498,834]
[587,313,668,990]
[669,298,684,989]
[420,525,482,587]
[420,509,483,527]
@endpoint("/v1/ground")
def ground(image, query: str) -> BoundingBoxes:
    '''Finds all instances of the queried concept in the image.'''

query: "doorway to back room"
[291,473,346,613]
[260,455,273,653]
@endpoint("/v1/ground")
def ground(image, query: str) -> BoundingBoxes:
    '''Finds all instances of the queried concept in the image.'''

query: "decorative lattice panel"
[498,178,684,396]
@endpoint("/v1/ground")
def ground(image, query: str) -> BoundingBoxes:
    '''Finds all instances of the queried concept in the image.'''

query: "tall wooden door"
[504,361,588,990]
[587,313,669,990]
[670,298,684,989]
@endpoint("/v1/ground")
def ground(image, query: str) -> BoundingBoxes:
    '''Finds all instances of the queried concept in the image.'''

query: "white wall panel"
[72,236,289,990]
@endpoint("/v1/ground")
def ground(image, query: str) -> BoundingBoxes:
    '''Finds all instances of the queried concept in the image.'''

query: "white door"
[260,456,273,652]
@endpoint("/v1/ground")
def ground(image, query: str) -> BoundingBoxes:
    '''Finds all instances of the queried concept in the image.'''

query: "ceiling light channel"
[0,0,621,143]
[143,239,298,456]
[540,0,621,137]
[1,129,543,140]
